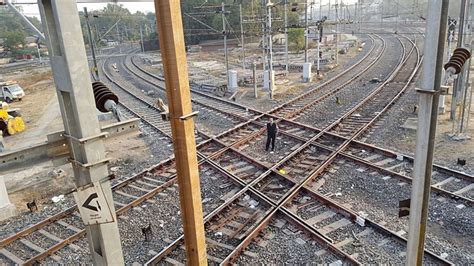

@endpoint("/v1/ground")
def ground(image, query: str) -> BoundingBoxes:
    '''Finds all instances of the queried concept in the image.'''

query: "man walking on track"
[266,118,278,153]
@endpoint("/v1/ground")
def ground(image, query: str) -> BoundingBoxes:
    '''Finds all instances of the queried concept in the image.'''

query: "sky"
[13,1,157,18]
[13,0,359,19]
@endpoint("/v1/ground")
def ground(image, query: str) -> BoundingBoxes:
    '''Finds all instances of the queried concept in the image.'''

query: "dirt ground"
[1,68,154,212]
[394,95,474,173]
[3,40,473,215]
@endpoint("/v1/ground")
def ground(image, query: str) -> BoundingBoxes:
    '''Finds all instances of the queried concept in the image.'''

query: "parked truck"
[0,81,25,103]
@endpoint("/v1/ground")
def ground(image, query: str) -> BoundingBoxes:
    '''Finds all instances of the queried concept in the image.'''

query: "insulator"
[91,81,119,113]
[444,47,471,74]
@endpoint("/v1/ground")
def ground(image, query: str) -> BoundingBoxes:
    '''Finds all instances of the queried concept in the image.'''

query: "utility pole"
[407,0,449,265]
[153,0,208,264]
[284,0,289,72]
[455,0,473,137]
[316,28,320,76]
[38,1,124,264]
[335,0,339,65]
[441,17,458,113]
[319,0,322,20]
[267,0,275,99]
[123,25,129,41]
[262,0,267,71]
[305,0,309,63]
[221,2,230,87]
[84,7,99,79]
[396,0,399,32]
[116,23,120,43]
[329,0,331,21]
[342,1,346,31]
[36,43,42,64]
[451,0,469,120]
[140,24,145,53]
[253,61,258,98]
[240,4,246,70]
[116,23,122,54]
[145,24,150,37]
[358,0,362,33]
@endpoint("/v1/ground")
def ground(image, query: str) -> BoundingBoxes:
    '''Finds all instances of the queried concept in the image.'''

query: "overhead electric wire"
[184,12,220,33]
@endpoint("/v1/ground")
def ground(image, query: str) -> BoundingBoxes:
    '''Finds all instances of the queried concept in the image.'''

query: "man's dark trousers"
[266,123,277,151]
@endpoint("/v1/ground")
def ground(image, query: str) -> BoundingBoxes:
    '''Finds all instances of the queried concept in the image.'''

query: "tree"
[3,31,26,51]
[288,28,304,53]
[0,5,44,53]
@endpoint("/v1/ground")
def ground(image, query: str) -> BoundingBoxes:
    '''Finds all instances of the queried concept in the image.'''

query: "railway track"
[144,33,470,263]
[0,34,377,264]
[138,34,448,265]
[127,33,472,263]
[1,33,472,264]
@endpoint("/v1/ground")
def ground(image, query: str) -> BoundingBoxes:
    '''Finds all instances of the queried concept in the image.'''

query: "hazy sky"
[14,0,359,18]
[14,1,156,17]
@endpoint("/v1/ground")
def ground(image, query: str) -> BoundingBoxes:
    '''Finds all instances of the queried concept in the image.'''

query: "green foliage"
[79,3,155,45]
[288,28,304,53]
[0,6,39,52]
[12,47,36,55]
[3,31,26,51]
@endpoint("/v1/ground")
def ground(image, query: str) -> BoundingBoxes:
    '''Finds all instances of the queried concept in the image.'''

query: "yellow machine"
[0,102,25,136]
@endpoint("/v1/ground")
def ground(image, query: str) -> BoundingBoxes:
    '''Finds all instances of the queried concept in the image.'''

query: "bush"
[288,28,305,53]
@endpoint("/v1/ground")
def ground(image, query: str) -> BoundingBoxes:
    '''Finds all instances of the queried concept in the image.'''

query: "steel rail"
[1,32,450,264]
[130,34,466,265]
[217,34,414,265]
[146,34,448,265]
[122,55,259,124]
[134,33,473,194]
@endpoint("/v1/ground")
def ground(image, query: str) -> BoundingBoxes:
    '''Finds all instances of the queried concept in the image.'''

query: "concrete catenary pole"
[451,0,469,120]
[153,0,208,264]
[440,18,455,113]
[84,7,99,78]
[406,0,449,265]
[335,0,339,65]
[222,2,230,88]
[262,1,267,72]
[305,0,309,63]
[253,61,258,98]
[38,1,124,264]
[358,0,362,33]
[140,24,145,53]
[319,0,322,20]
[329,0,331,21]
[284,0,289,72]
[317,24,321,76]
[267,0,275,99]
[116,22,122,54]
[240,4,246,70]
[459,1,473,135]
